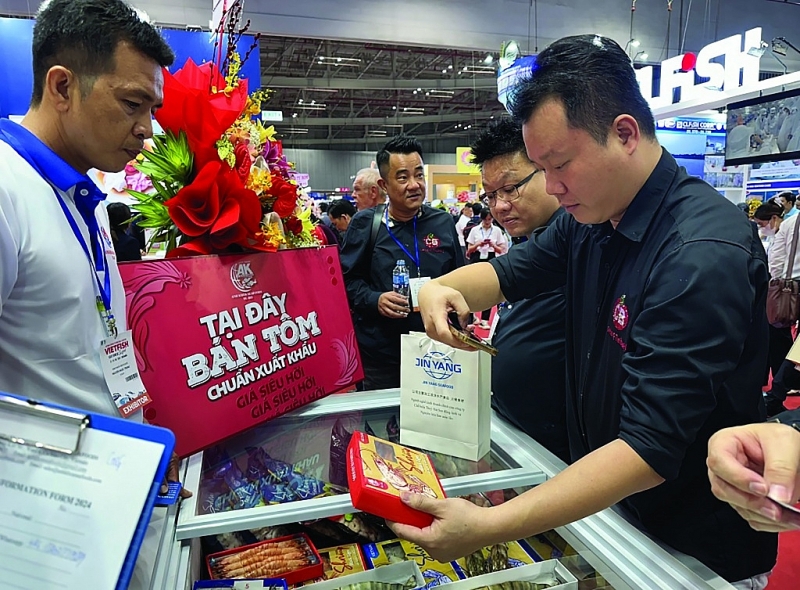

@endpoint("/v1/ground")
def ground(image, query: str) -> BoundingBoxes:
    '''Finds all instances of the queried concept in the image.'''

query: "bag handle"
[785,214,800,280]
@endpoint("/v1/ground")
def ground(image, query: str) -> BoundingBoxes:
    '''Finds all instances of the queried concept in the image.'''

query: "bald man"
[352,168,386,210]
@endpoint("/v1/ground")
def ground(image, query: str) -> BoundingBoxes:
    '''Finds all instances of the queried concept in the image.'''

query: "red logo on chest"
[612,295,629,331]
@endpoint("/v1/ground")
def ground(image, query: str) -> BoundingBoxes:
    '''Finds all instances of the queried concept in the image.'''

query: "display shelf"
[155,389,735,590]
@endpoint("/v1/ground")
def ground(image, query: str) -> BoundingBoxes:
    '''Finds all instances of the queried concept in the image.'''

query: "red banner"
[119,246,363,456]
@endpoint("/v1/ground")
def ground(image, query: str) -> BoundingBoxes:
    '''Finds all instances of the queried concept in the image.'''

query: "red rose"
[233,143,252,183]
[155,59,249,170]
[284,215,303,235]
[166,236,213,258]
[269,175,298,218]
[165,161,263,254]
[208,168,263,250]
[165,162,222,237]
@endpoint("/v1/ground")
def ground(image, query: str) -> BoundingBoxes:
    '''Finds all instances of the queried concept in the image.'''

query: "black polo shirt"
[491,208,570,463]
[491,149,777,582]
[341,205,464,366]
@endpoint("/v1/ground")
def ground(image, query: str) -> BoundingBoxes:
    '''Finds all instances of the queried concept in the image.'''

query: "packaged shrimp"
[346,431,446,528]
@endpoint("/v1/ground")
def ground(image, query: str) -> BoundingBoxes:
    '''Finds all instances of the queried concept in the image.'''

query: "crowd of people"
[3,2,800,588]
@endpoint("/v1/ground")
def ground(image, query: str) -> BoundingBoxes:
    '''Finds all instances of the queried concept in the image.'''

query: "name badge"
[99,330,152,418]
[409,276,431,312]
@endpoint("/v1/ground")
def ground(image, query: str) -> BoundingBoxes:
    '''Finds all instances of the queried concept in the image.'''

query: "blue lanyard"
[52,187,112,312]
[384,207,421,274]
[0,126,115,334]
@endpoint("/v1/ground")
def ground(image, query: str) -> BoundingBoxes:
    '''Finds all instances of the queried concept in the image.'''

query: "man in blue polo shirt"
[391,35,777,587]
[0,0,173,417]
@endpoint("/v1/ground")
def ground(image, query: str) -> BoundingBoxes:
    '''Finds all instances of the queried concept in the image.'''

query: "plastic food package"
[362,538,461,586]
[207,533,323,584]
[453,541,539,578]
[347,431,446,528]
[293,543,367,586]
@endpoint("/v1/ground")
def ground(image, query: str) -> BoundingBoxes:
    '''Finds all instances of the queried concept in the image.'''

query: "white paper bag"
[399,332,491,461]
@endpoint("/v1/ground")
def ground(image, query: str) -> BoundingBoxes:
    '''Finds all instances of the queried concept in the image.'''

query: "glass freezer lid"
[175,390,547,540]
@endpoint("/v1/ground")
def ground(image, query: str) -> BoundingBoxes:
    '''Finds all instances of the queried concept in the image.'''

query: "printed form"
[0,428,163,589]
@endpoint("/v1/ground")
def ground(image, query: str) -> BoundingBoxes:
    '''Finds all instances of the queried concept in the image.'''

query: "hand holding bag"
[767,215,800,328]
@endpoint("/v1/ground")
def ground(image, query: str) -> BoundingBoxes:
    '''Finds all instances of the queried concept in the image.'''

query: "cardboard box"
[440,560,579,589]
[118,249,363,456]
[301,561,424,590]
[207,533,323,585]
[347,431,445,528]
[362,538,461,586]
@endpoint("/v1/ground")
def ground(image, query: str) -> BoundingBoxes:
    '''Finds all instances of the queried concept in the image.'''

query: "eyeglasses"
[480,170,538,207]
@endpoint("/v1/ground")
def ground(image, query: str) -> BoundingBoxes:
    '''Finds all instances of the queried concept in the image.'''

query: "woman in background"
[106,202,142,262]
[755,199,795,416]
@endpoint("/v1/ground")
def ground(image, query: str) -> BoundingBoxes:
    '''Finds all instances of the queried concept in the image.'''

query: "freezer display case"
[136,390,737,590]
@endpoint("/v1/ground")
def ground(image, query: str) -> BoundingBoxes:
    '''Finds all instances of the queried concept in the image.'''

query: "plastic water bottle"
[392,260,410,298]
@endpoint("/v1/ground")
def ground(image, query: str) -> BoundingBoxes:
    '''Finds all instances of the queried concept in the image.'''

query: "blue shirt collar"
[0,118,98,194]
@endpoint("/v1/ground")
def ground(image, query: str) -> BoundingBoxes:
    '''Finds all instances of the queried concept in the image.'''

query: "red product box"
[207,533,324,585]
[347,431,446,528]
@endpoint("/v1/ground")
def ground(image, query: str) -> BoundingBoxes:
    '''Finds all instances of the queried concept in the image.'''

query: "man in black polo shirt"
[340,135,464,390]
[389,35,777,585]
[470,117,569,463]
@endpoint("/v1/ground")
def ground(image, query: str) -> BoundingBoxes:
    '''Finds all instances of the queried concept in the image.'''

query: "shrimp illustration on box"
[348,432,446,527]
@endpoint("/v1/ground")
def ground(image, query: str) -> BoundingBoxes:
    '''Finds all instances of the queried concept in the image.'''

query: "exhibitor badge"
[99,330,152,417]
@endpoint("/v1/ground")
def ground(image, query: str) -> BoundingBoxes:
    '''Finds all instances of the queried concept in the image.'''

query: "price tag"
[409,276,431,312]
[99,330,152,418]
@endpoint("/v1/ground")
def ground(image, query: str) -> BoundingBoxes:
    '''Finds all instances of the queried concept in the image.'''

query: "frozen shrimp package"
[206,533,323,584]
[347,431,446,528]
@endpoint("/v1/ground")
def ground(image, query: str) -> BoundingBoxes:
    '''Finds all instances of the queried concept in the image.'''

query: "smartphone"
[447,312,498,356]
[767,495,800,516]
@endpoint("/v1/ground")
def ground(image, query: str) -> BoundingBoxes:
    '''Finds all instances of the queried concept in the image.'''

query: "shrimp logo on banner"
[415,351,462,380]
[230,261,257,292]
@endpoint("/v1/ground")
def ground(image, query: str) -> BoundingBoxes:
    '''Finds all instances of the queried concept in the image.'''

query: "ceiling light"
[292,113,298,118]
[413,90,418,94]
[631,40,640,48]
[417,87,422,91]
[337,57,342,62]
[318,56,324,61]
[633,51,648,62]
[425,92,430,96]
[448,64,453,69]
[298,99,303,104]
[747,41,769,58]
[442,69,447,74]
[310,100,315,105]
[483,54,494,65]
[393,106,397,110]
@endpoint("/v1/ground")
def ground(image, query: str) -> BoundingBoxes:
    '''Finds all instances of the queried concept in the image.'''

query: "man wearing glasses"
[470,117,569,462]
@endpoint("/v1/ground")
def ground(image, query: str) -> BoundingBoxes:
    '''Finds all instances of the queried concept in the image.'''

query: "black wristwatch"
[769,408,800,431]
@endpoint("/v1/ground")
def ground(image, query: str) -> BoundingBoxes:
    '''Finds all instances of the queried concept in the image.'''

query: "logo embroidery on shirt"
[424,233,440,249]
[612,295,629,331]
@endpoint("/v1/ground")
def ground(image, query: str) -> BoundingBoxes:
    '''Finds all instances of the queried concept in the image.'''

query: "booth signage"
[119,247,363,456]
[636,28,763,108]
[656,118,725,133]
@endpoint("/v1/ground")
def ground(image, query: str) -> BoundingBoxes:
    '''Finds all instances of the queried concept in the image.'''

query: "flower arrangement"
[128,2,318,257]
[745,197,763,219]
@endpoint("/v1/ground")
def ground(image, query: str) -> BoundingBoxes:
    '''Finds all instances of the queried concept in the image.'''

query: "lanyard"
[51,186,117,337]
[480,226,491,241]
[384,207,421,274]
[0,125,116,336]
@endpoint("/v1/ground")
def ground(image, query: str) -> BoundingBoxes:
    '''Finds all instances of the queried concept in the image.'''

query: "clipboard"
[0,391,175,590]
